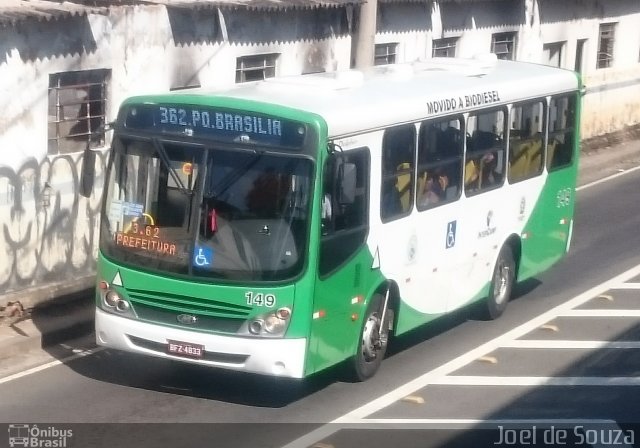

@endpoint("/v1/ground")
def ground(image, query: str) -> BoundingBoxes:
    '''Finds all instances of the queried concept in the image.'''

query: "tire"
[483,244,516,320]
[351,293,390,382]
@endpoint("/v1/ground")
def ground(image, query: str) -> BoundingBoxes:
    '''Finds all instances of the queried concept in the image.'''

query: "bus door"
[375,125,447,319]
[452,109,508,309]
[504,99,548,279]
[539,94,579,266]
[310,148,372,373]
[414,118,466,315]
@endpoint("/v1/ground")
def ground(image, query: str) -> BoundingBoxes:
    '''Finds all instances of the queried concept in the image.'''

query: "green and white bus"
[86,56,581,380]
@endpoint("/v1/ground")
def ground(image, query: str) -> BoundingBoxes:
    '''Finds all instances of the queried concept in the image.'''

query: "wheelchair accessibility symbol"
[193,246,213,268]
[446,220,457,249]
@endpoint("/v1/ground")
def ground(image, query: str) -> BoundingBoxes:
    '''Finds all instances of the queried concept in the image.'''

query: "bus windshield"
[100,137,313,282]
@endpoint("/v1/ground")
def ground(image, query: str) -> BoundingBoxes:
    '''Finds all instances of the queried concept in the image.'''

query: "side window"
[319,148,370,277]
[508,101,545,183]
[416,117,463,210]
[381,125,416,222]
[465,109,506,195]
[548,95,577,171]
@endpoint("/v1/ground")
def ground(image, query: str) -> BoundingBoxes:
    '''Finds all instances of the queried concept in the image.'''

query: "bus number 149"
[245,292,276,307]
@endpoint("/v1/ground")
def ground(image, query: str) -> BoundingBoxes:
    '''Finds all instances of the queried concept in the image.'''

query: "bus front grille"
[131,302,245,333]
[126,288,252,319]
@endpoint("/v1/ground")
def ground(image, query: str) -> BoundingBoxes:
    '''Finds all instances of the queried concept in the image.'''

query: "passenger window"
[548,95,577,171]
[508,101,545,183]
[465,109,506,195]
[381,125,416,222]
[416,117,463,210]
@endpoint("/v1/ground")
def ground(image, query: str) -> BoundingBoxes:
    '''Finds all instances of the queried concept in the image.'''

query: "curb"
[0,291,95,362]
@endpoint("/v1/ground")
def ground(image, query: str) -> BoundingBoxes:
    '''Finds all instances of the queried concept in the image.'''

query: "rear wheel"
[483,245,515,320]
[351,294,389,381]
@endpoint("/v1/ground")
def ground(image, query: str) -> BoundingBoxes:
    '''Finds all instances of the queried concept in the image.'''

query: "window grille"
[432,38,458,58]
[597,23,616,69]
[374,43,398,65]
[48,69,110,155]
[491,32,517,60]
[236,53,279,83]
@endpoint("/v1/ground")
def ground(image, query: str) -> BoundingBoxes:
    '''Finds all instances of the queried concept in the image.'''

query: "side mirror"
[337,161,356,205]
[79,145,96,198]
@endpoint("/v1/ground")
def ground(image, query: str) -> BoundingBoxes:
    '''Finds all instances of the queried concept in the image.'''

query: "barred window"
[491,32,517,60]
[432,38,458,58]
[597,23,616,69]
[236,53,279,83]
[48,69,109,155]
[374,43,398,65]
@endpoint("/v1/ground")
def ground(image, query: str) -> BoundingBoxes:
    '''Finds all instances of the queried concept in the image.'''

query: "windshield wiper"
[151,138,192,196]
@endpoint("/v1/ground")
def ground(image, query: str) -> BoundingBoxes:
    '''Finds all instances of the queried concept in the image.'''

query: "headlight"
[105,290,120,308]
[240,307,291,338]
[264,314,284,334]
[98,280,135,318]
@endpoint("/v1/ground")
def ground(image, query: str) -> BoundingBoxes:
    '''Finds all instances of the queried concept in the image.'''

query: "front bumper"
[95,308,307,378]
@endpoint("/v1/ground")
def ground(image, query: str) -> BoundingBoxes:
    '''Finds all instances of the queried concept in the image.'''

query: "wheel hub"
[494,262,511,304]
[361,314,382,361]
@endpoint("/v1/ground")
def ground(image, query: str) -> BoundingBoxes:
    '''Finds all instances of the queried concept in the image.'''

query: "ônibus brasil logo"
[8,424,72,448]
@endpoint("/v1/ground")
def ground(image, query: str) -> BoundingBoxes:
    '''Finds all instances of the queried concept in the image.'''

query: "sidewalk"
[1,137,640,367]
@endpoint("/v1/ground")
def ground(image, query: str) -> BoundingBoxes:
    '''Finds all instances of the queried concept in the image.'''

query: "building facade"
[0,0,639,306]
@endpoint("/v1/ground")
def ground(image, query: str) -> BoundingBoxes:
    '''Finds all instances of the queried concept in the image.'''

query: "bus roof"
[141,57,580,139]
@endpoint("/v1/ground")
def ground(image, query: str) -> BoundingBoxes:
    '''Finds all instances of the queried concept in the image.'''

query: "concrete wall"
[0,13,111,303]
[0,0,639,306]
[537,0,640,137]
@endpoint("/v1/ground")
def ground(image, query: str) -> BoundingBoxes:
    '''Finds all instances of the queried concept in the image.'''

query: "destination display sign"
[124,104,307,149]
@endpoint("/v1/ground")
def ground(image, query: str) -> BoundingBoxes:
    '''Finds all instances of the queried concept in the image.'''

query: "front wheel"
[351,294,389,381]
[483,244,516,320]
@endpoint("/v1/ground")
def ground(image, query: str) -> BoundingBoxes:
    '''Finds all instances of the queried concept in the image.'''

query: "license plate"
[167,340,205,359]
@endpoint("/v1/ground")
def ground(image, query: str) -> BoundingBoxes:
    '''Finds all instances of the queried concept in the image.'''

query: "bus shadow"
[60,344,339,408]
[20,293,337,408]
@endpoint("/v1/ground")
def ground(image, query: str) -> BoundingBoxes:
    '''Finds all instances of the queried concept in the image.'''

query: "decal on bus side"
[556,188,572,208]
[446,221,457,249]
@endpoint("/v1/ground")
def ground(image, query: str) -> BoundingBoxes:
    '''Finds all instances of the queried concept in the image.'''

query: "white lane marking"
[0,346,104,385]
[338,264,640,421]
[560,309,640,317]
[432,376,640,386]
[280,263,640,448]
[577,164,640,191]
[502,340,640,349]
[610,282,640,289]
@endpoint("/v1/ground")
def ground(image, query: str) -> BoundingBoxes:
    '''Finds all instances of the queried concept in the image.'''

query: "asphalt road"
[2,160,640,448]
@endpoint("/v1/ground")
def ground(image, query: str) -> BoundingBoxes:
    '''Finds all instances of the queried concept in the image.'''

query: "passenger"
[481,152,501,186]
[419,169,448,207]
[381,177,403,217]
